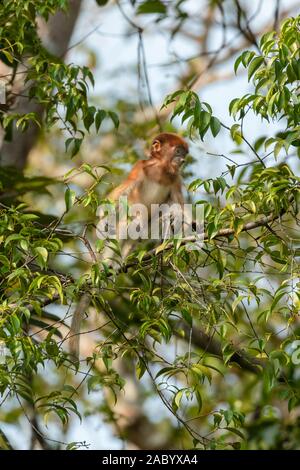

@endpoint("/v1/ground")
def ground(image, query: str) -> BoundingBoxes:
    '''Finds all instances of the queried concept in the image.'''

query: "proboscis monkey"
[109,132,188,206]
[99,132,189,261]
[69,132,189,358]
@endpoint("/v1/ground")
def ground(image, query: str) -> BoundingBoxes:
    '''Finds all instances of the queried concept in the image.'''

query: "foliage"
[0,0,300,451]
[0,0,118,158]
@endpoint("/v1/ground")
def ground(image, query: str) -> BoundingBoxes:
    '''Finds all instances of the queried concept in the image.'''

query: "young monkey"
[99,132,189,262]
[109,132,188,206]
[69,133,189,358]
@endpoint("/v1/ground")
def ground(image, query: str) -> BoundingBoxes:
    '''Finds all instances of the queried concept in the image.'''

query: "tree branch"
[176,321,265,375]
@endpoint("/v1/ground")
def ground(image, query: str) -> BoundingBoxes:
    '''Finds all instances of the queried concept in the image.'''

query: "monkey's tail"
[69,293,91,360]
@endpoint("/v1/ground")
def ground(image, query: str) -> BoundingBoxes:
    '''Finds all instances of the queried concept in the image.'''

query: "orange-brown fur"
[70,133,189,358]
[109,132,188,206]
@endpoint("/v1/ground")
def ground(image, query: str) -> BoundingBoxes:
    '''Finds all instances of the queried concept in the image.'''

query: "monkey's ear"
[151,139,161,155]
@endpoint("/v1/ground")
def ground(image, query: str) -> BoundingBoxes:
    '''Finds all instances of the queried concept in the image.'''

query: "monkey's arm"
[108,161,146,202]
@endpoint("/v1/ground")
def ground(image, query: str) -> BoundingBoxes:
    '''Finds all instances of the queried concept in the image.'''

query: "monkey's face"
[171,144,188,167]
[162,142,189,172]
[151,133,189,171]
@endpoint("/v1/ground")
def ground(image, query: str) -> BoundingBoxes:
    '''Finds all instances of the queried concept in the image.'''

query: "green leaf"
[108,111,119,128]
[232,295,245,313]
[155,240,169,254]
[46,340,59,357]
[231,442,241,450]
[241,50,256,67]
[4,234,24,246]
[229,98,240,117]
[66,138,83,158]
[230,124,242,144]
[274,141,283,159]
[0,429,13,450]
[224,427,245,440]
[181,308,193,327]
[20,239,28,251]
[83,106,96,132]
[288,396,299,412]
[87,375,103,392]
[191,364,212,383]
[10,314,21,332]
[137,0,167,15]
[172,389,184,412]
[34,247,48,266]
[234,55,243,74]
[64,188,76,211]
[155,366,174,379]
[1,50,14,64]
[195,389,202,412]
[210,116,221,137]
[136,359,146,379]
[270,290,286,312]
[95,0,109,5]
[248,56,264,81]
[199,110,211,131]
[95,110,107,132]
